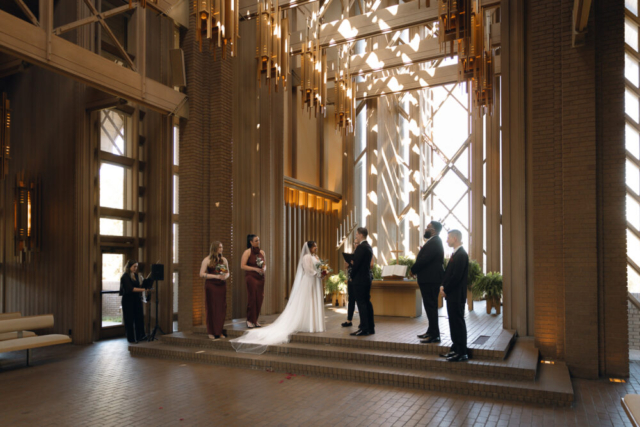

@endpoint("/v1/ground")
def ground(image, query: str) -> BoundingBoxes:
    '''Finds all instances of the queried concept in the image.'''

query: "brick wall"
[629,296,640,350]
[530,0,628,378]
[178,6,235,331]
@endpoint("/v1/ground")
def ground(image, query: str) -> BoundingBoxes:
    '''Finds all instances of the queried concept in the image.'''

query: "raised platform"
[130,304,574,406]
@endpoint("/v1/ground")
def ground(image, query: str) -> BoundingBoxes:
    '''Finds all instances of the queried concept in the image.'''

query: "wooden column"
[501,0,531,335]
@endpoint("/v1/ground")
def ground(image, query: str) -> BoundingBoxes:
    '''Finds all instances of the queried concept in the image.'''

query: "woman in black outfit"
[119,260,152,344]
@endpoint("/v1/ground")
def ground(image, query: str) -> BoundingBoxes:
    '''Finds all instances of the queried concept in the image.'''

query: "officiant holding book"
[410,221,445,344]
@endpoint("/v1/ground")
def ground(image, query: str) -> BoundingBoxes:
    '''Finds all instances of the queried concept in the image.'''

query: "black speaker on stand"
[148,264,165,342]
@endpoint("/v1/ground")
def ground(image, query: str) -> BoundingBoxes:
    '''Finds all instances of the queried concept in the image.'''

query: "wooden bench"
[622,394,640,427]
[0,312,22,320]
[0,314,71,366]
[0,313,37,341]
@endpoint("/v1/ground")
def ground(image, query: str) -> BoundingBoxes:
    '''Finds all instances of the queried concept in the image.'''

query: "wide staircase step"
[130,331,574,406]
[160,332,538,381]
[130,338,573,406]
[192,324,516,360]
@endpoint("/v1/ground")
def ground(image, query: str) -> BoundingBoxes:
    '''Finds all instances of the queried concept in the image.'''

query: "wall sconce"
[15,176,41,262]
[0,93,10,179]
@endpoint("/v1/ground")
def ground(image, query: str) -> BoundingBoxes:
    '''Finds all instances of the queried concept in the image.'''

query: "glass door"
[99,250,133,339]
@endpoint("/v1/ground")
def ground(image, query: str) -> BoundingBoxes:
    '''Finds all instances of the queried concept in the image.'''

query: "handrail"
[629,292,640,311]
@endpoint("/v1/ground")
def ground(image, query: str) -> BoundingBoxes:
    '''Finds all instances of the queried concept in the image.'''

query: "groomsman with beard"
[410,221,445,344]
[439,229,469,362]
[349,227,375,336]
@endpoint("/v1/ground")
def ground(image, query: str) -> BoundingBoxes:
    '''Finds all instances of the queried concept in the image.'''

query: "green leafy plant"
[372,263,383,280]
[473,272,503,299]
[467,259,484,300]
[389,256,416,278]
[325,270,348,295]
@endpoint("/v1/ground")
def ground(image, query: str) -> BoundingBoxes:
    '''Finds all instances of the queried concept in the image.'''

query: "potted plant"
[372,263,383,280]
[325,270,348,306]
[389,256,416,279]
[467,259,484,301]
[474,272,503,314]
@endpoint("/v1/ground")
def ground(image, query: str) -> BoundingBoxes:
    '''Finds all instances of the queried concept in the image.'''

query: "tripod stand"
[148,279,165,342]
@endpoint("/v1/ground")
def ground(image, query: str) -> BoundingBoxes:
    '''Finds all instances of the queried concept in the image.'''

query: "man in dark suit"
[411,221,445,344]
[439,229,469,362]
[349,227,374,336]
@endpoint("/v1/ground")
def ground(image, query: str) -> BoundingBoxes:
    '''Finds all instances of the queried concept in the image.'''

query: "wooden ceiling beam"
[290,0,499,53]
[324,54,501,103]
[572,0,592,47]
[0,9,187,117]
[350,23,500,75]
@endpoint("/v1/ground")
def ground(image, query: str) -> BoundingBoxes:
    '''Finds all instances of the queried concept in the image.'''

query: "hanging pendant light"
[300,19,326,115]
[438,0,495,113]
[256,0,290,91]
[195,0,240,59]
[0,93,10,179]
[334,46,355,134]
[15,176,41,263]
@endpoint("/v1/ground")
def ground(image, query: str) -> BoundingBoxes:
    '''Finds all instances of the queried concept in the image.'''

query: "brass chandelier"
[256,0,290,91]
[334,46,355,134]
[300,19,327,115]
[438,0,495,113]
[0,93,10,179]
[195,0,240,59]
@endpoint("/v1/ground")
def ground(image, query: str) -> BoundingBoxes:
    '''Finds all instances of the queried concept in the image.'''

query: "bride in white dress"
[230,241,326,354]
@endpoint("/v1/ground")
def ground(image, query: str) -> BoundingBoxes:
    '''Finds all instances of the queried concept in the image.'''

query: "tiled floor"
[0,338,638,426]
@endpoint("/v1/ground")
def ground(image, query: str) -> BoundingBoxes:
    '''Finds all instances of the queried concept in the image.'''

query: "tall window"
[355,102,368,228]
[626,0,640,292]
[421,84,472,245]
[98,107,145,331]
[172,121,180,331]
[99,109,135,237]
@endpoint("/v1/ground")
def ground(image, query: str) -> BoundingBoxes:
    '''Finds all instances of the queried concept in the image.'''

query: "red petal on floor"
[279,380,284,383]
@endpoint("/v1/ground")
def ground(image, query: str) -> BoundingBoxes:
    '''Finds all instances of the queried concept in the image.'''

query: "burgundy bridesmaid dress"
[205,263,227,337]
[245,247,265,324]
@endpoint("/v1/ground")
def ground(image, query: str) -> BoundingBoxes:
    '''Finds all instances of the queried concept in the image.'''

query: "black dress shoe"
[369,329,375,335]
[341,321,353,327]
[439,351,456,358]
[446,353,469,362]
[352,330,370,336]
[420,336,441,344]
[417,333,430,339]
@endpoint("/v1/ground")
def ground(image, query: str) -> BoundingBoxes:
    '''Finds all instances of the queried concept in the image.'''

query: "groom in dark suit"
[440,229,469,362]
[350,227,374,336]
[410,221,445,344]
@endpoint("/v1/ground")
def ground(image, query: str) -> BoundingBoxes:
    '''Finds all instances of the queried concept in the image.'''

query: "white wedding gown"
[230,244,326,354]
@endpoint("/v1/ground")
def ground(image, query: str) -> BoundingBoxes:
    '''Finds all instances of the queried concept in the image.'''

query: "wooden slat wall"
[283,187,339,299]
[0,66,79,338]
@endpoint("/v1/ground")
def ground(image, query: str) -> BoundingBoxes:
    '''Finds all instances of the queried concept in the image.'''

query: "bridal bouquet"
[315,259,333,278]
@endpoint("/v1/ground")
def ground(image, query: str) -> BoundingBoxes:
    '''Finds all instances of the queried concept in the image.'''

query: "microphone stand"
[148,278,165,342]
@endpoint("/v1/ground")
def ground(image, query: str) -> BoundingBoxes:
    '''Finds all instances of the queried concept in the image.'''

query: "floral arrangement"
[315,259,333,278]
[256,256,264,268]
[215,264,228,274]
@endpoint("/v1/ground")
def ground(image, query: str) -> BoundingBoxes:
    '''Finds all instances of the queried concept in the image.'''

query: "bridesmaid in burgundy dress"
[241,234,266,328]
[200,241,230,340]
